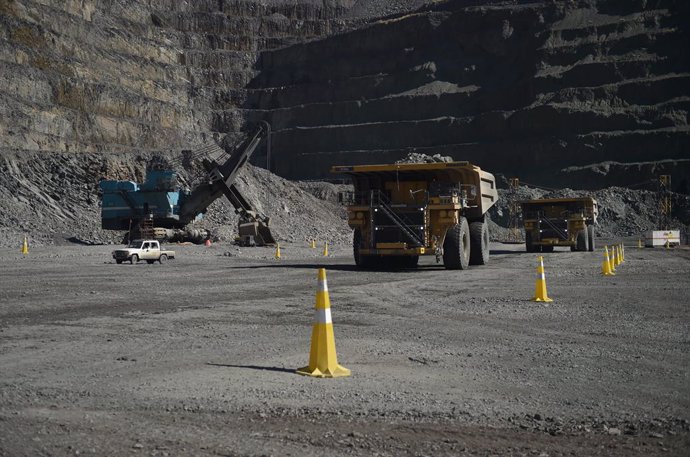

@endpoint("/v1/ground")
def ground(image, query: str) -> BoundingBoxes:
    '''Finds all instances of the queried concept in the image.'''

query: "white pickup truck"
[112,240,175,264]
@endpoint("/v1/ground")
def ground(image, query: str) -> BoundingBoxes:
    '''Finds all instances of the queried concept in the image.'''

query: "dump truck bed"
[520,197,598,224]
[332,161,498,218]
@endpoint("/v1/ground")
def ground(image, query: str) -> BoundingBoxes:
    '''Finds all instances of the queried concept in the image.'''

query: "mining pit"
[1,0,690,455]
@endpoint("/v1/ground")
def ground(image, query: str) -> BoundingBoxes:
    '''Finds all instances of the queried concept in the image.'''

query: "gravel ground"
[1,241,689,455]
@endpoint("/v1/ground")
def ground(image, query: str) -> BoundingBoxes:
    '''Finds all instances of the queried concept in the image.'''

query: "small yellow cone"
[638,238,643,249]
[609,245,617,272]
[310,239,316,249]
[615,245,622,266]
[21,235,29,255]
[665,239,670,250]
[275,243,281,260]
[621,243,625,262]
[297,269,350,378]
[601,246,615,276]
[322,242,329,257]
[531,256,553,302]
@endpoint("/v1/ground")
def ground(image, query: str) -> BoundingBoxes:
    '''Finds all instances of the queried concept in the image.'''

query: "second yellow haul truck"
[332,161,498,270]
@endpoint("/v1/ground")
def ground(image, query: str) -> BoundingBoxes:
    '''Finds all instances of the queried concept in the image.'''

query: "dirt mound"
[395,152,454,164]
[0,151,351,248]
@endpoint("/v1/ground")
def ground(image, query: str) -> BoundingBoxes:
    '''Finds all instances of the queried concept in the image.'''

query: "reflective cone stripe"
[602,246,615,276]
[297,268,350,378]
[531,256,553,302]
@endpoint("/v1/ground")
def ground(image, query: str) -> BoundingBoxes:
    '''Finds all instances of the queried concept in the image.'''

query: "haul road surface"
[0,242,688,456]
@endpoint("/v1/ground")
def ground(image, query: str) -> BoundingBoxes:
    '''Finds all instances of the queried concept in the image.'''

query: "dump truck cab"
[520,197,598,252]
[332,162,498,270]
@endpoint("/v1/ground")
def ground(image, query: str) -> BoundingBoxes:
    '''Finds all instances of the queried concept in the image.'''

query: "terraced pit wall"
[246,0,690,191]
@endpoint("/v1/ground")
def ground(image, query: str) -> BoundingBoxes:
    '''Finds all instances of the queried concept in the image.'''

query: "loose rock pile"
[1,150,687,249]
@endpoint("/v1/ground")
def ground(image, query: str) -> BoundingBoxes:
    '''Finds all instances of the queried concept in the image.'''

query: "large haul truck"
[520,197,598,252]
[332,162,498,270]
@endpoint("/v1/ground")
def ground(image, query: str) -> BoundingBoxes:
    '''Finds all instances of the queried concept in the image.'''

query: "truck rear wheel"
[576,229,589,252]
[443,218,470,270]
[469,217,490,265]
[587,225,595,251]
[130,254,138,265]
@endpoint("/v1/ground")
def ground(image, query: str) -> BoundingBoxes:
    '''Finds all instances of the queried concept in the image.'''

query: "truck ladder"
[372,191,425,247]
[540,216,568,240]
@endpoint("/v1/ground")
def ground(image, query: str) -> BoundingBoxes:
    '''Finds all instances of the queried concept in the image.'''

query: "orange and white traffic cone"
[297,269,350,378]
[601,246,615,276]
[531,256,553,302]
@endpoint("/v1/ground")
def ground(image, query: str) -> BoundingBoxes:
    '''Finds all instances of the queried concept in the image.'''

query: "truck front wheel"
[587,225,595,251]
[469,216,490,265]
[443,218,470,270]
[576,229,589,252]
[159,254,167,264]
[130,254,138,265]
[353,229,373,268]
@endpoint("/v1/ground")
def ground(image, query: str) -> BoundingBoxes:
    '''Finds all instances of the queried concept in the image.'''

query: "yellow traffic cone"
[615,245,622,266]
[21,235,28,255]
[322,242,329,257]
[609,245,616,272]
[665,239,670,250]
[621,244,625,262]
[531,256,553,302]
[275,243,281,260]
[601,246,615,276]
[310,239,316,249]
[638,238,642,249]
[297,269,351,378]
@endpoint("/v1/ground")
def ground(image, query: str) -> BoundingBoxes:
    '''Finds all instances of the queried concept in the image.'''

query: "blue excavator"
[99,122,276,245]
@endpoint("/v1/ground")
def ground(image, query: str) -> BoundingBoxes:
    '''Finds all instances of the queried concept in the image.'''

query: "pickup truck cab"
[112,240,175,264]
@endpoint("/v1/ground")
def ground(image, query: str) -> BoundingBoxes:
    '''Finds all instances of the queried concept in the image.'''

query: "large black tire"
[526,232,541,252]
[587,225,595,252]
[443,218,470,270]
[576,229,589,252]
[130,254,138,265]
[401,255,419,269]
[469,217,490,265]
[353,229,374,268]
[159,254,167,264]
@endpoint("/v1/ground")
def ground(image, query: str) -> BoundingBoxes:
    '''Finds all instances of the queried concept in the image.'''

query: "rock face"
[0,0,689,246]
[246,0,690,190]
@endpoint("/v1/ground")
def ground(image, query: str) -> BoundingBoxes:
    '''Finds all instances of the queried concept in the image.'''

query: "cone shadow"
[206,362,294,374]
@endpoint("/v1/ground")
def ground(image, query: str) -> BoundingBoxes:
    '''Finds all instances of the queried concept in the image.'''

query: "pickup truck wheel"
[443,217,470,270]
[130,254,138,264]
[159,254,167,264]
[115,260,123,264]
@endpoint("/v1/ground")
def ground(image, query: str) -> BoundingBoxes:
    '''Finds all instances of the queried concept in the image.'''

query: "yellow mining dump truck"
[520,197,598,253]
[332,162,498,269]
